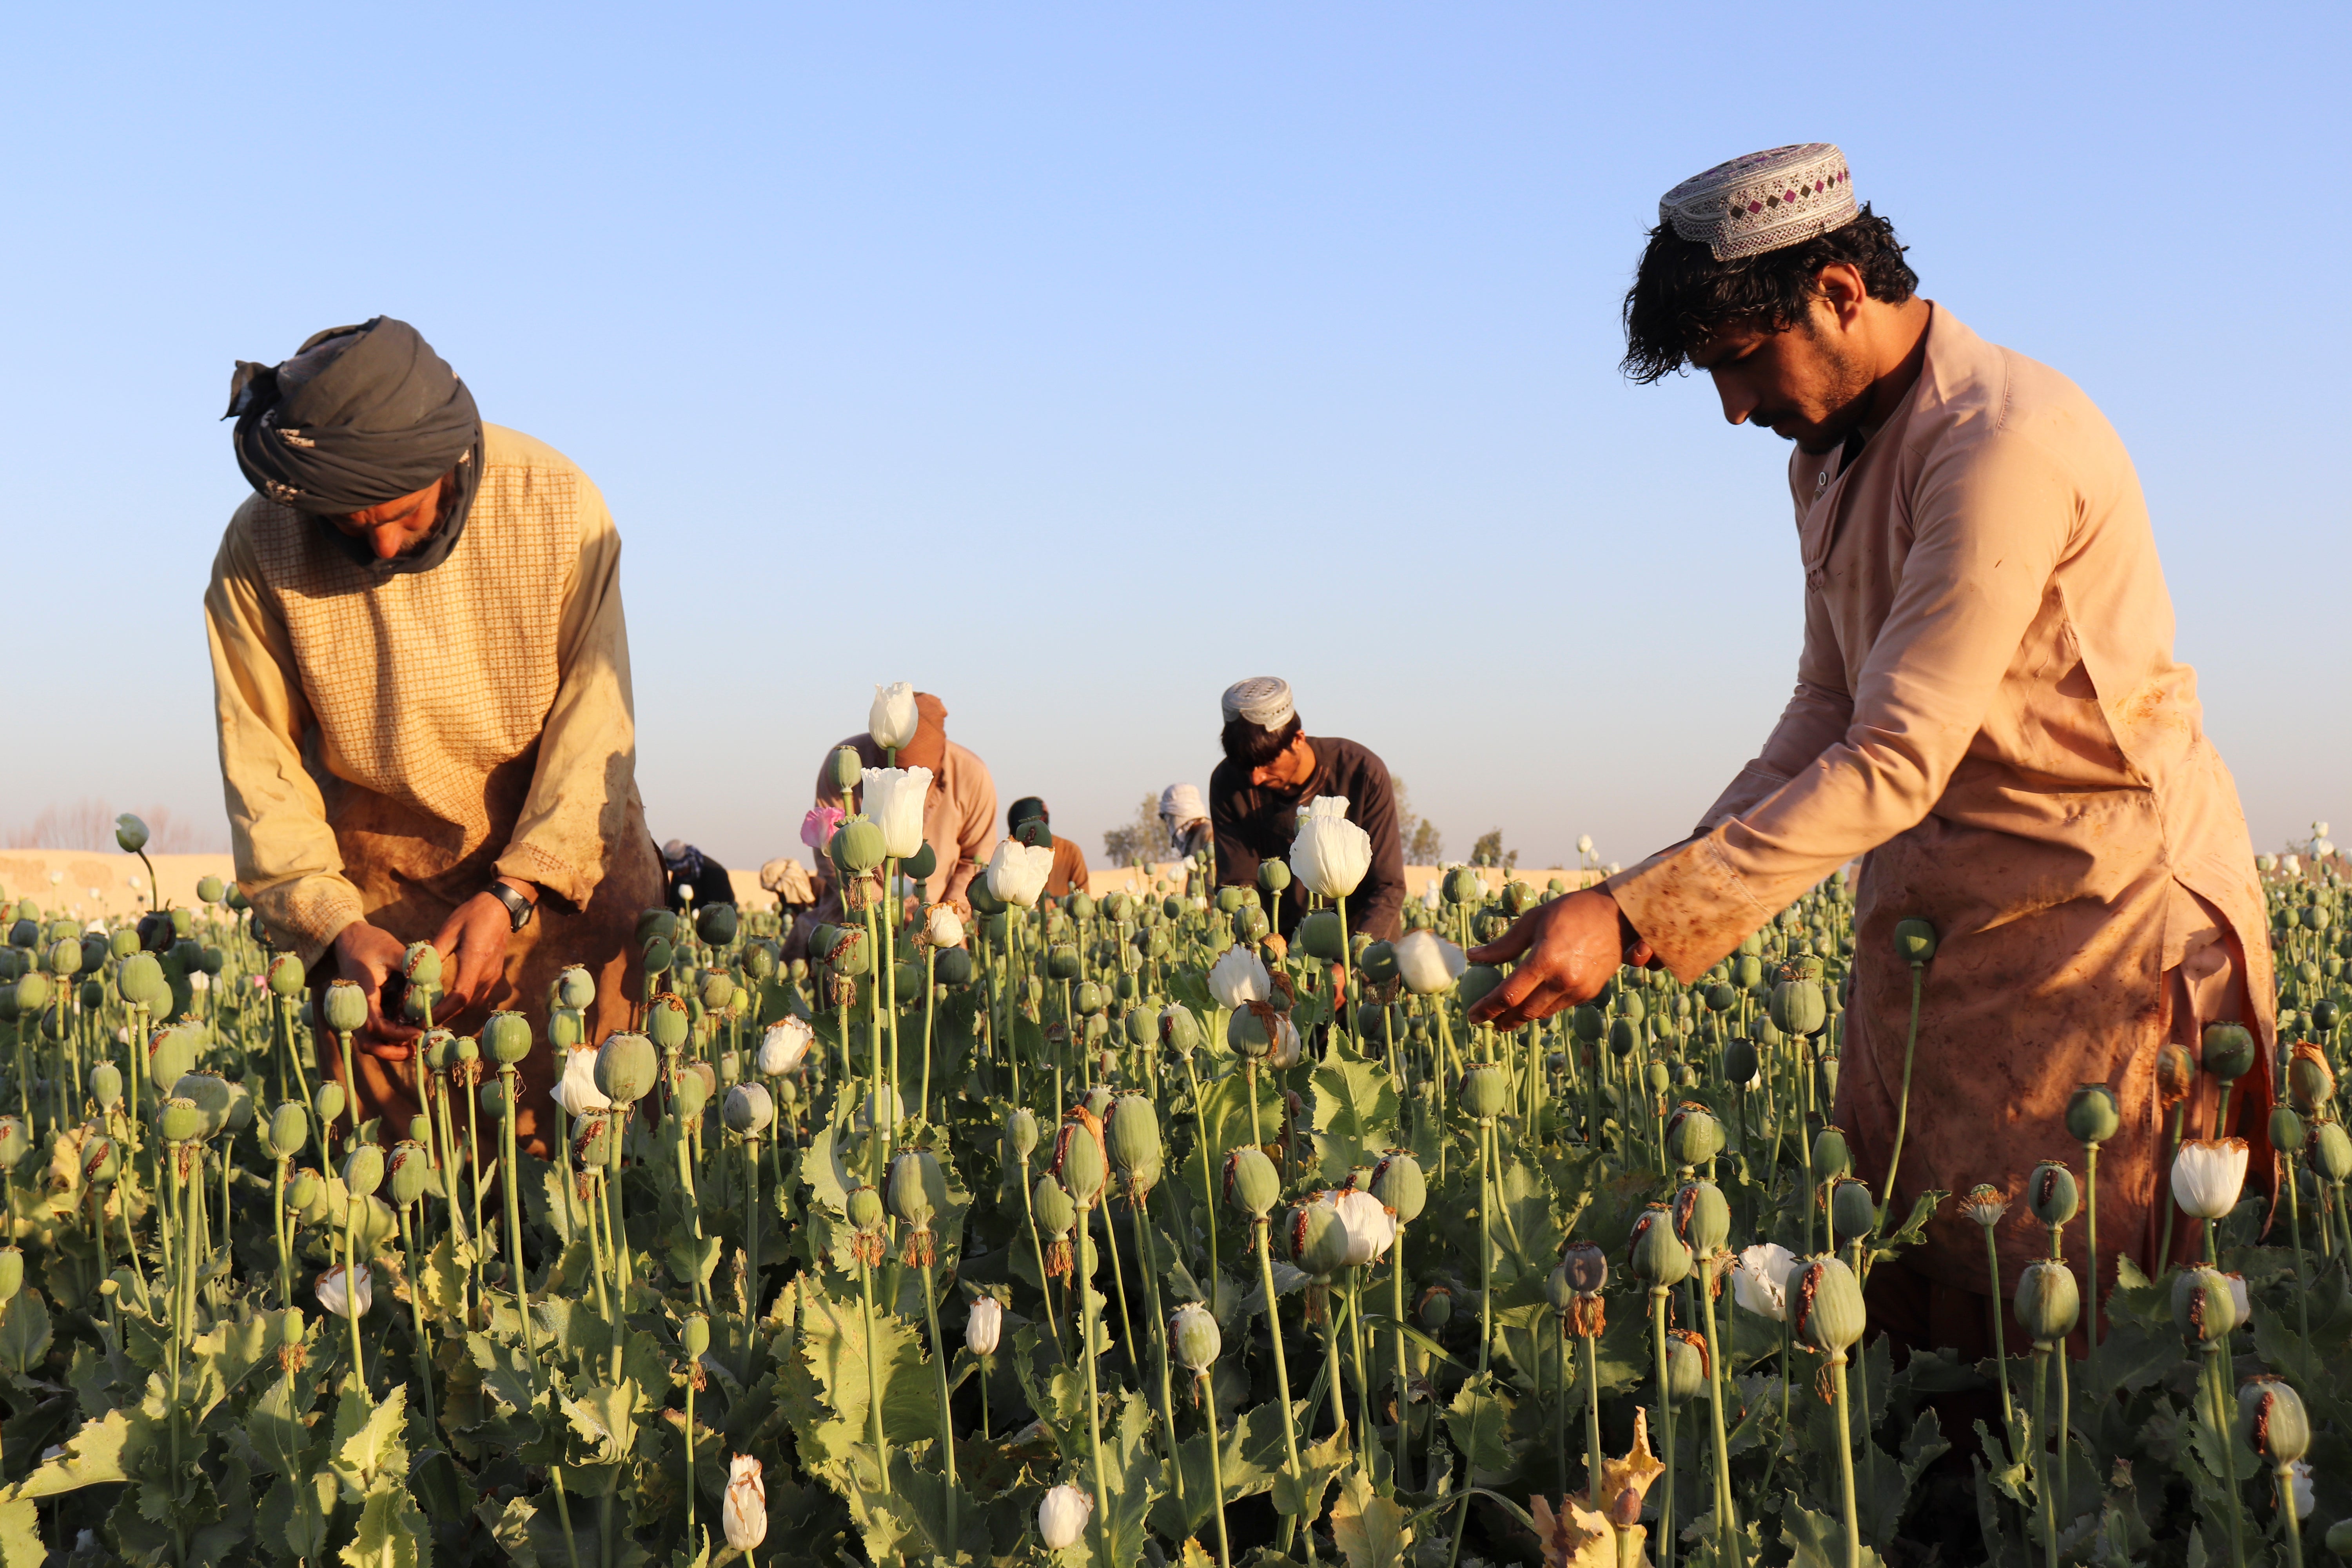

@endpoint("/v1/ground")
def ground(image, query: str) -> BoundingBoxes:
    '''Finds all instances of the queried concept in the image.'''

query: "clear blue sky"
[2,4,2344,873]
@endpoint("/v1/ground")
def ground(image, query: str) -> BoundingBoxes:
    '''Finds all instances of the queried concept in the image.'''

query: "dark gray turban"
[225,318,483,575]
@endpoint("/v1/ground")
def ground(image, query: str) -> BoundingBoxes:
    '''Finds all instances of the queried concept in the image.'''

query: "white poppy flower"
[1328,1188,1397,1266]
[1392,930,1467,995]
[550,1045,611,1116]
[1732,1243,1797,1322]
[860,766,933,860]
[1037,1484,1093,1550]
[986,840,1054,909]
[965,1296,1002,1356]
[1208,946,1270,1011]
[316,1263,372,1317]
[722,1454,767,1550]
[926,903,966,949]
[758,1018,813,1077]
[2170,1138,2249,1220]
[868,682,919,750]
[1290,801,1372,900]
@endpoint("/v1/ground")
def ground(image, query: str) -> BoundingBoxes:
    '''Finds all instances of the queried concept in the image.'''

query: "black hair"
[1221,714,1302,770]
[1620,205,1918,384]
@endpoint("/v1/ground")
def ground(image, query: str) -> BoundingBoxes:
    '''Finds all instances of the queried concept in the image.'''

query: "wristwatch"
[486,880,536,933]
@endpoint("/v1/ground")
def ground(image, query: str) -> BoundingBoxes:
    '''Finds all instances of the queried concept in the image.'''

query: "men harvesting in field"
[1470,145,2271,1351]
[207,317,661,1158]
[1210,677,1406,941]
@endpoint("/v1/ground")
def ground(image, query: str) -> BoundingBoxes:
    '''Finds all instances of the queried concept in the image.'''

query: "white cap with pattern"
[1220,677,1294,730]
[1660,144,1857,261]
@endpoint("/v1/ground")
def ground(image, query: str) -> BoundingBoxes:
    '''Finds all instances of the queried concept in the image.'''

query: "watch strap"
[487,881,535,932]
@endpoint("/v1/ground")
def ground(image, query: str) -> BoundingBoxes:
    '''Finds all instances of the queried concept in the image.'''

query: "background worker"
[206,317,661,1160]
[1468,144,2270,1354]
[805,690,996,931]
[660,838,734,915]
[1007,797,1090,899]
[1159,782,1214,864]
[1209,677,1405,940]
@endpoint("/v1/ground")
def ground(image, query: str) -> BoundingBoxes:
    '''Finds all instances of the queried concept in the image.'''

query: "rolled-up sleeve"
[1611,431,2073,980]
[206,517,366,966]
[495,485,637,906]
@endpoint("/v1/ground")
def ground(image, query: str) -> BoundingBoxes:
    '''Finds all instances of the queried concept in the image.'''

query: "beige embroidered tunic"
[1606,308,2274,1315]
[205,424,661,1151]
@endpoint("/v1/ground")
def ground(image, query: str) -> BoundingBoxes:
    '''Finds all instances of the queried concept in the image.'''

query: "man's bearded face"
[1689,301,1877,456]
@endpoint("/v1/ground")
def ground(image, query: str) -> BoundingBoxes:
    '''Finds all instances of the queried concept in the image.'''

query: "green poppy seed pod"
[43,937,80,978]
[321,980,368,1036]
[1545,1261,1576,1312]
[387,1142,432,1207]
[1005,1106,1040,1161]
[480,1010,532,1068]
[107,928,139,962]
[1358,940,1398,985]
[828,818,887,875]
[742,942,779,982]
[398,942,442,993]
[2172,1265,2239,1343]
[1792,1255,1868,1354]
[672,1067,710,1121]
[114,813,149,853]
[1704,981,1739,1014]
[407,1114,431,1145]
[1829,1177,1878,1242]
[286,1168,325,1221]
[1286,1198,1349,1276]
[1731,953,1765,991]
[1170,1301,1221,1372]
[1627,1205,1693,1287]
[829,746,863,793]
[886,1149,939,1227]
[1223,1146,1281,1217]
[1107,1096,1164,1195]
[548,1005,587,1051]
[1664,1104,1725,1168]
[645,993,690,1052]
[1891,917,1937,965]
[158,1096,205,1145]
[1459,1062,1512,1122]
[571,1110,613,1168]
[2311,1118,2352,1182]
[1122,1008,1154,1048]
[1663,1332,1708,1404]
[1045,946,1082,982]
[695,902,738,948]
[936,947,974,987]
[838,1184,884,1238]
[1767,978,1825,1037]
[682,1314,711,1357]
[1073,980,1105,1018]
[2236,1377,2312,1465]
[2270,1105,2307,1157]
[1082,1082,1113,1119]
[1442,866,1482,905]
[267,1102,310,1161]
[1418,1282,1455,1330]
[1456,965,1502,1013]
[1370,1151,1426,1224]
[342,1143,385,1198]
[1023,1182,1075,1252]
[2065,1083,2121,1144]
[2026,1161,2080,1229]
[81,1135,119,1185]
[0,1119,24,1168]
[2201,1022,2257,1083]
[1811,1126,1853,1181]
[313,1081,346,1127]
[1053,1118,1108,1207]
[1673,1179,1732,1258]
[540,967,592,1014]
[2289,1045,2336,1114]
[170,1073,229,1132]
[1258,859,1292,897]
[594,1032,659,1106]
[1228,1004,1276,1059]
[89,1062,123,1112]
[7,973,49,1018]
[195,873,226,906]
[698,971,734,1013]
[1607,1016,1640,1060]
[900,841,939,882]
[2314,997,2341,1033]
[1722,1038,1760,1088]
[1298,911,1346,962]
[722,1082,775,1137]
[1561,1239,1608,1296]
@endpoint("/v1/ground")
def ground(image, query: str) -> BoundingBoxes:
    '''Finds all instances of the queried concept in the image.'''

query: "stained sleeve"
[494,480,638,905]
[1609,428,2073,980]
[205,515,367,967]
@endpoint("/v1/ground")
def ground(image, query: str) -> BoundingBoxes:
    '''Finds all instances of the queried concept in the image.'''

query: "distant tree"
[1102,795,1175,867]
[1393,778,1444,866]
[1470,828,1518,872]
[7,799,223,853]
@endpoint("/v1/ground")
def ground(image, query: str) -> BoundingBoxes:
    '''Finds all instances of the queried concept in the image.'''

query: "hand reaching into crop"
[331,920,422,1059]
[1465,889,1655,1028]
[432,878,534,1021]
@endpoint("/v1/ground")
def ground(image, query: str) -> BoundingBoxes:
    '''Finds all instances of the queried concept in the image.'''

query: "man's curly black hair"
[1620,205,1918,383]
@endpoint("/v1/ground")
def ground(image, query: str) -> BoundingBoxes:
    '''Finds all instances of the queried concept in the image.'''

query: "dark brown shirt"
[1209,735,1404,940]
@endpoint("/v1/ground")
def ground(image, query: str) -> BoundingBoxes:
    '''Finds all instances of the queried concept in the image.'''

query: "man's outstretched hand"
[1465,889,1656,1029]
[330,920,422,1060]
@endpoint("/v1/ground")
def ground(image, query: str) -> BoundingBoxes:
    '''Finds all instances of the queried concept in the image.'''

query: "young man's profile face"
[1688,295,1876,457]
